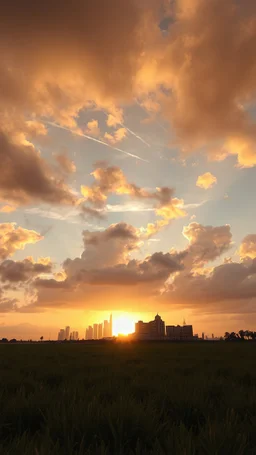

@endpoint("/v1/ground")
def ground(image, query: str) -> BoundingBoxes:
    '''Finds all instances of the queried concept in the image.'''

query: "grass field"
[0,341,256,455]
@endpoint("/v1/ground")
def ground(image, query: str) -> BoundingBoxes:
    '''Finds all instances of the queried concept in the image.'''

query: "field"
[0,342,256,455]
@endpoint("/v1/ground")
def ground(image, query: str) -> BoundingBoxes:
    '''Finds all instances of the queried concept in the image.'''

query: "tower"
[93,323,98,340]
[65,326,70,340]
[109,314,112,337]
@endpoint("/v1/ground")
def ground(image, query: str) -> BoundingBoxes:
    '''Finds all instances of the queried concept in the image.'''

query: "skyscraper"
[71,331,79,340]
[109,314,112,337]
[65,326,70,340]
[93,323,98,339]
[98,323,103,339]
[58,329,65,341]
[103,320,109,337]
[88,326,93,339]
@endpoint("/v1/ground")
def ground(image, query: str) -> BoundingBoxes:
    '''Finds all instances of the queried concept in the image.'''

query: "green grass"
[0,342,256,454]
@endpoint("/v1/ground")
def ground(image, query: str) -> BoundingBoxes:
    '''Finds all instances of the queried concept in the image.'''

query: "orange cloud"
[104,128,127,144]
[239,235,256,260]
[0,223,43,260]
[0,205,16,213]
[85,119,100,138]
[80,164,187,230]
[196,172,217,189]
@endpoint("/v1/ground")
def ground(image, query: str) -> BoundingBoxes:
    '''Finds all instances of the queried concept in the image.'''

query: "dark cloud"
[163,260,256,313]
[0,258,52,283]
[0,133,76,206]
[156,0,256,166]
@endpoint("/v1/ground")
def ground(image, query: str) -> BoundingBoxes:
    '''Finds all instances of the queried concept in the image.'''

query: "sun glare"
[113,314,136,336]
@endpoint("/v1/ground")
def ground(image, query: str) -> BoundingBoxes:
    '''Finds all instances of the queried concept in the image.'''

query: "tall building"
[58,329,65,341]
[166,324,193,340]
[202,332,205,340]
[70,331,79,340]
[109,314,112,337]
[88,326,93,340]
[65,326,70,340]
[103,320,109,337]
[98,323,103,339]
[135,314,165,339]
[93,323,98,340]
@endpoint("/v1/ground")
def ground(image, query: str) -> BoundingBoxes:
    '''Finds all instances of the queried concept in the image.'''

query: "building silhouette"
[166,324,193,340]
[135,314,165,339]
[65,326,70,340]
[58,329,65,341]
[98,323,103,339]
[85,315,112,340]
[70,331,79,340]
[93,324,98,340]
[86,326,94,340]
[110,314,112,337]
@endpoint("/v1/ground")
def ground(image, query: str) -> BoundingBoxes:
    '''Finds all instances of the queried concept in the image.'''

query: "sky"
[1,0,256,339]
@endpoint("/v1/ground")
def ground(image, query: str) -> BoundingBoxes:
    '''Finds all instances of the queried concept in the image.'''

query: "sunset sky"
[1,0,256,339]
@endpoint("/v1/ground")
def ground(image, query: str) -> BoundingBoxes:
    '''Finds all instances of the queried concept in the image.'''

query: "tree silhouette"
[224,330,256,341]
[40,336,44,342]
[238,330,245,340]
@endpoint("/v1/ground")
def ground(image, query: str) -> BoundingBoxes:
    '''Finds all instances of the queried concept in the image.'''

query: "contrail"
[123,125,151,148]
[134,98,168,133]
[43,121,148,162]
[103,111,151,148]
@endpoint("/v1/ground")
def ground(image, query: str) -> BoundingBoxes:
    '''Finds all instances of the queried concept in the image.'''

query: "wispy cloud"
[43,121,148,162]
[24,207,104,230]
[106,203,154,213]
[183,200,208,209]
[106,200,208,213]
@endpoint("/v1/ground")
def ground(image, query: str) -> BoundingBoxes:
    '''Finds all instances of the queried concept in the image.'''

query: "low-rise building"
[166,324,193,340]
[135,314,165,339]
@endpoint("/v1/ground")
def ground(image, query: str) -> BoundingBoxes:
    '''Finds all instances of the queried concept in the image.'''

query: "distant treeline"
[224,330,256,341]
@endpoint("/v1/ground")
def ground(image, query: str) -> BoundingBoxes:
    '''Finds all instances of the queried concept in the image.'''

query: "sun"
[113,314,136,336]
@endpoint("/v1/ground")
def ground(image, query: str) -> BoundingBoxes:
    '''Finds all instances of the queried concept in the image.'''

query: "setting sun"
[113,314,136,336]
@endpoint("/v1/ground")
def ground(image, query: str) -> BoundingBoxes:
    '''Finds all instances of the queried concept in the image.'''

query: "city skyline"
[86,314,112,340]
[0,0,256,338]
[0,312,238,341]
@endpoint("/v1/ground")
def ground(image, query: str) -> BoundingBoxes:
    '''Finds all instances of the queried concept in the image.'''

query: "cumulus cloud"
[1,0,256,170]
[196,172,217,189]
[0,132,76,206]
[104,128,127,144]
[183,222,233,266]
[64,222,142,272]
[239,234,256,260]
[28,227,185,312]
[85,120,100,138]
[80,164,186,230]
[163,260,256,314]
[0,257,52,283]
[0,223,43,260]
[4,221,255,316]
